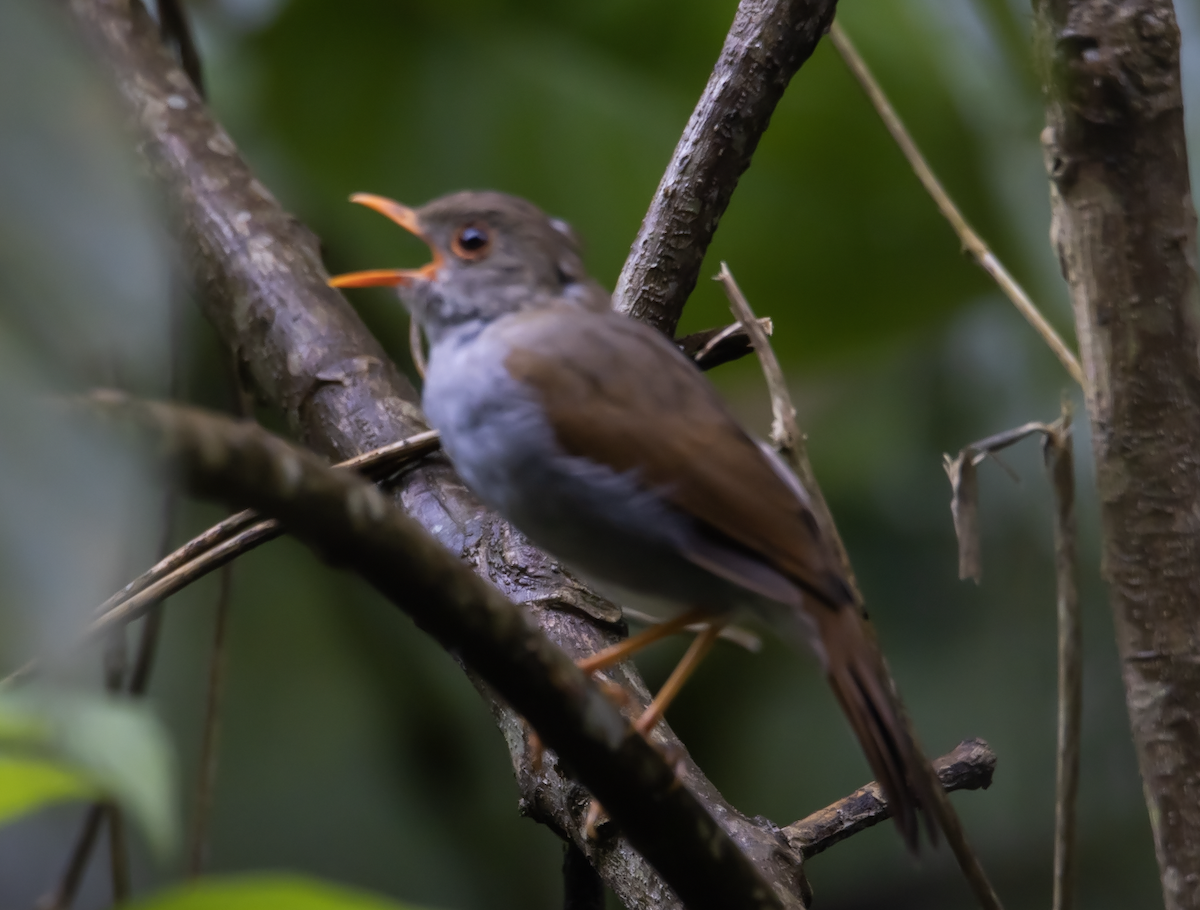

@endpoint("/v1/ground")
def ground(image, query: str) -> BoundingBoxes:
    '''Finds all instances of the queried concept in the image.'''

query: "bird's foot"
[583,799,609,840]
[526,726,545,773]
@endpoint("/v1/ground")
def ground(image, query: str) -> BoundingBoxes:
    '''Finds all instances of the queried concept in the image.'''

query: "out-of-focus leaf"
[0,756,97,825]
[0,687,178,856]
[126,874,440,910]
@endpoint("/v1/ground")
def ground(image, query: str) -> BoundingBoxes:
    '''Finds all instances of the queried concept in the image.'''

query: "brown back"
[502,307,849,607]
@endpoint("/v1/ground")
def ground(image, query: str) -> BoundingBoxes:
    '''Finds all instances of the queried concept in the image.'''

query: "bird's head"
[329,190,606,343]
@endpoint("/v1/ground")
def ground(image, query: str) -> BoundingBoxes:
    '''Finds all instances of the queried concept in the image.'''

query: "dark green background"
[6,0,1197,907]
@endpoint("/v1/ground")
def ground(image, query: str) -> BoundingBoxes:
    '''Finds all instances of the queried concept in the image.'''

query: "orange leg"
[634,620,726,737]
[577,606,712,674]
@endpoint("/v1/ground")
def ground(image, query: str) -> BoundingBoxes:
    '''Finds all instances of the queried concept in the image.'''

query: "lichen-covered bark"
[1033,2,1200,906]
[64,1,819,907]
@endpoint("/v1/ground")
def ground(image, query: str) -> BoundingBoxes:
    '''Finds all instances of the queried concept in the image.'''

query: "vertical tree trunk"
[1034,2,1200,906]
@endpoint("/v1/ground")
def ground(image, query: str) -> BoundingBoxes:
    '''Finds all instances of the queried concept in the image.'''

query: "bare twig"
[714,263,859,599]
[614,0,838,336]
[716,262,1004,910]
[36,805,105,910]
[1045,410,1080,910]
[95,393,790,910]
[678,317,774,371]
[944,407,1080,910]
[943,420,1048,583]
[105,805,130,903]
[188,366,252,878]
[80,429,440,638]
[828,22,1084,388]
[784,738,997,858]
[87,519,281,638]
[188,560,233,877]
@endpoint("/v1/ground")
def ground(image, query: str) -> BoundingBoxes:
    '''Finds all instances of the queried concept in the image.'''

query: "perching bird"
[329,190,935,850]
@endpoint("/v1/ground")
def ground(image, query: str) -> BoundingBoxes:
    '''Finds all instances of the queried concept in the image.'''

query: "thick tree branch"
[93,394,786,910]
[82,319,759,644]
[1033,2,1200,907]
[613,0,838,335]
[64,1,814,907]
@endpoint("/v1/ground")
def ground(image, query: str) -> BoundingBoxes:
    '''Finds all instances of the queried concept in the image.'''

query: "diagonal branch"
[717,263,1004,910]
[59,317,758,663]
[614,0,839,336]
[784,738,997,859]
[61,1,834,906]
[828,22,1084,388]
[93,393,787,910]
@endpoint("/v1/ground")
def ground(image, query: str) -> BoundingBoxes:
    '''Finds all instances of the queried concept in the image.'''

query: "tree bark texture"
[613,0,838,336]
[92,395,791,910]
[64,1,821,907]
[1034,1,1200,906]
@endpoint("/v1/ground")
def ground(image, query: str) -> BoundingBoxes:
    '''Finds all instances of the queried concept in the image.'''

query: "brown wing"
[501,307,849,607]
[504,306,936,851]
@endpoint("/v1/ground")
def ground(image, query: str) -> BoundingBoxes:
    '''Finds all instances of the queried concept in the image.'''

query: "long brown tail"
[815,602,937,853]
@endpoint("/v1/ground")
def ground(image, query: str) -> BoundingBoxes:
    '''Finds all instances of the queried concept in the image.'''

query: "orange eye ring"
[450,222,492,261]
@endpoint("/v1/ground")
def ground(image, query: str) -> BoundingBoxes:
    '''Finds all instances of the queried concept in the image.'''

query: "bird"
[329,189,936,850]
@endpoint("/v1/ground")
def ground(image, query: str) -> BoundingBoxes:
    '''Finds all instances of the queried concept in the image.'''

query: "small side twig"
[828,22,1084,389]
[677,317,774,371]
[716,262,1005,910]
[943,420,1048,583]
[188,560,233,877]
[188,368,252,877]
[944,404,1080,910]
[35,806,106,910]
[714,263,860,601]
[26,317,751,669]
[105,806,130,903]
[1046,411,1080,910]
[784,738,997,859]
[80,429,441,638]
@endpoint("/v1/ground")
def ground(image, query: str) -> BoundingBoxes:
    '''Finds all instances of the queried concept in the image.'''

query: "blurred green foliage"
[0,688,178,856]
[4,0,1197,907]
[125,873,437,910]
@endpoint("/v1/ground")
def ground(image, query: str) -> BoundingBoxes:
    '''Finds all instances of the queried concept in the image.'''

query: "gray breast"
[420,316,761,614]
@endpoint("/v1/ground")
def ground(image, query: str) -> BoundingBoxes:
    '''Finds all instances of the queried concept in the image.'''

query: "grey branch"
[1033,1,1200,906]
[93,393,787,910]
[64,0,827,906]
[783,738,997,859]
[82,316,755,646]
[614,0,839,336]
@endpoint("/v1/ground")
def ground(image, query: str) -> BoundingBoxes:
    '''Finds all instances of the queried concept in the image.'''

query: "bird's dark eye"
[451,222,492,261]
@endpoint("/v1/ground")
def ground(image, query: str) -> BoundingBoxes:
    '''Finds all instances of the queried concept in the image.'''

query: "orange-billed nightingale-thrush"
[329,190,937,851]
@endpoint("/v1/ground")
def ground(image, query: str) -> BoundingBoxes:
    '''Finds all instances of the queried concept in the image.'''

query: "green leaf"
[0,686,178,856]
[125,874,440,910]
[0,755,97,824]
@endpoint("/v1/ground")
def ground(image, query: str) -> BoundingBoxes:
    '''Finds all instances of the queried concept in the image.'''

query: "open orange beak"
[328,193,444,288]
